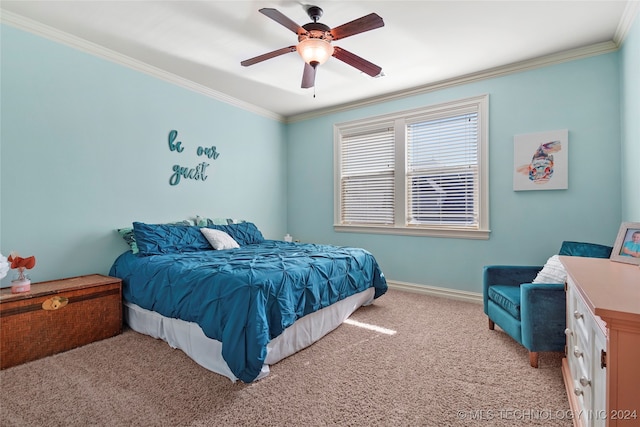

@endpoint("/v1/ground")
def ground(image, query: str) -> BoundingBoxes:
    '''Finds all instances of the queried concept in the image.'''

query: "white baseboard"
[387,280,483,304]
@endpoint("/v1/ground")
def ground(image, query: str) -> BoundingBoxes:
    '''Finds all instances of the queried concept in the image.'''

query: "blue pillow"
[208,222,265,246]
[117,220,193,254]
[133,222,212,255]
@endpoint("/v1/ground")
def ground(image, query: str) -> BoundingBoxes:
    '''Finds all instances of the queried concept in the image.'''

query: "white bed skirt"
[123,287,375,382]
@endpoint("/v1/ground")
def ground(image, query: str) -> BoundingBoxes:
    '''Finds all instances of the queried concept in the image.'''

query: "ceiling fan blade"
[301,63,316,88]
[259,8,305,34]
[241,46,296,67]
[332,46,382,77]
[330,13,384,41]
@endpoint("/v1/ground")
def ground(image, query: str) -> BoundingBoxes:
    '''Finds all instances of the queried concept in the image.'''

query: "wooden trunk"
[0,274,122,369]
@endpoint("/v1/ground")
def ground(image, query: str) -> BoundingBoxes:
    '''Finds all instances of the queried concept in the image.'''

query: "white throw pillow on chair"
[532,255,567,284]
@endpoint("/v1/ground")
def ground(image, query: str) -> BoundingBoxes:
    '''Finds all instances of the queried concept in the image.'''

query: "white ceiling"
[1,1,637,120]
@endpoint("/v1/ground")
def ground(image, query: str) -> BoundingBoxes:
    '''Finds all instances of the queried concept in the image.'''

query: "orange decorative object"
[7,255,36,270]
[7,254,36,293]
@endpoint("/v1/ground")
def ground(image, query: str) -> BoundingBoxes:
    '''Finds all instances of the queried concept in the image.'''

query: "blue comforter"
[109,240,387,382]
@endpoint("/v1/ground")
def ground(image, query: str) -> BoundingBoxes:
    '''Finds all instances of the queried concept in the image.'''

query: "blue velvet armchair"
[483,241,612,368]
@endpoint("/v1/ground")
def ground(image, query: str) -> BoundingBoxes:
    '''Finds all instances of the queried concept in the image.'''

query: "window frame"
[333,94,490,240]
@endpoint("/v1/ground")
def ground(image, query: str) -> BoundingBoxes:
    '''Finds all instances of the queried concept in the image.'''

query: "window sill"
[333,224,490,240]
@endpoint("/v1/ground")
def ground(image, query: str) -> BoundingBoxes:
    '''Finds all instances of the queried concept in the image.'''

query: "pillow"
[207,222,265,246]
[133,222,212,255]
[200,228,240,250]
[117,220,192,254]
[195,216,246,227]
[117,227,139,254]
[532,255,567,284]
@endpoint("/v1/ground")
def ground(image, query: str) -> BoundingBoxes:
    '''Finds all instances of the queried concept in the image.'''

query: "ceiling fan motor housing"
[299,22,333,43]
[297,23,334,66]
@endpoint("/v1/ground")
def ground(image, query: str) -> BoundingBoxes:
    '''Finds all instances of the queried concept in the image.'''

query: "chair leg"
[488,318,495,330]
[529,351,539,368]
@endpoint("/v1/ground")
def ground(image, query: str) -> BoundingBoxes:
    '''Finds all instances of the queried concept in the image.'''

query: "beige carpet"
[0,289,571,426]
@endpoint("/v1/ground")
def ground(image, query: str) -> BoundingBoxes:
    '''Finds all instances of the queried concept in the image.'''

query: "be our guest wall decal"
[167,130,220,186]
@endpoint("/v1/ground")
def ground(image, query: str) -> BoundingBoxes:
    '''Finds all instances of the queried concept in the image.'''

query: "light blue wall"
[1,18,633,293]
[0,25,288,285]
[287,53,622,293]
[620,11,640,222]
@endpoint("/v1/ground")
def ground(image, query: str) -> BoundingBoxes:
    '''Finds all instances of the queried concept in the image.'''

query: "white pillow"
[200,228,240,250]
[532,255,566,284]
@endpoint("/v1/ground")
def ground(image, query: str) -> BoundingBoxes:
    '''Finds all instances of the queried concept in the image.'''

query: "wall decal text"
[197,145,220,159]
[170,162,209,186]
[167,130,220,186]
[168,130,184,153]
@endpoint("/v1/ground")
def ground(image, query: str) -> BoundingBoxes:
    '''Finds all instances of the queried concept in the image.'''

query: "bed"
[109,221,387,383]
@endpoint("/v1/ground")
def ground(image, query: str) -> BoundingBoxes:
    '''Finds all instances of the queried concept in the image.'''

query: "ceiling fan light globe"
[296,38,334,66]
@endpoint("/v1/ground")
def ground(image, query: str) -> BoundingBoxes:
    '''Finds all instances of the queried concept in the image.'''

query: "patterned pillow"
[117,227,139,254]
[532,255,566,284]
[195,216,246,227]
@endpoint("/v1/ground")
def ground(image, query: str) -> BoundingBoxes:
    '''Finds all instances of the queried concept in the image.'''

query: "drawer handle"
[42,296,69,311]
[573,310,583,320]
[573,346,583,358]
[564,328,573,337]
[574,387,583,396]
[579,376,591,387]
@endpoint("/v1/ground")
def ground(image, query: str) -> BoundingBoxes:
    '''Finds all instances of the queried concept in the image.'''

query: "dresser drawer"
[561,256,640,427]
[571,287,590,347]
[564,275,608,427]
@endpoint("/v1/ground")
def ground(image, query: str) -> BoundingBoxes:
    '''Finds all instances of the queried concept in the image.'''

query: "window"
[334,95,489,239]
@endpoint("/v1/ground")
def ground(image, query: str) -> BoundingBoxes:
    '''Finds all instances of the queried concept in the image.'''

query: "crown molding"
[0,10,286,123]
[1,8,627,125]
[614,0,640,45]
[286,41,619,123]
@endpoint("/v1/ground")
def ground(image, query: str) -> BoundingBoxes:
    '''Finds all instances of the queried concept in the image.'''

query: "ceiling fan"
[241,5,384,89]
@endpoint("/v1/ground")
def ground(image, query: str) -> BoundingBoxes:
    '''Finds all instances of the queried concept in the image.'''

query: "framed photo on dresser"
[610,222,640,265]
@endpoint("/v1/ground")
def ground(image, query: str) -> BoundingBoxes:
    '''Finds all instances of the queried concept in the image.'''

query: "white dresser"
[560,257,640,427]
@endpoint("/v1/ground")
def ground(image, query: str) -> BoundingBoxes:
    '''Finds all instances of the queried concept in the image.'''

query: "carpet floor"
[0,289,571,426]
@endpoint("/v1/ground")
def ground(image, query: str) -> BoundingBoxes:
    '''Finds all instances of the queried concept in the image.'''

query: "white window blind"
[340,128,395,224]
[406,111,479,227]
[334,94,489,239]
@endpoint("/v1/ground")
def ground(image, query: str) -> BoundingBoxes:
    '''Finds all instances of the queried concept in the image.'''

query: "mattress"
[124,287,375,382]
